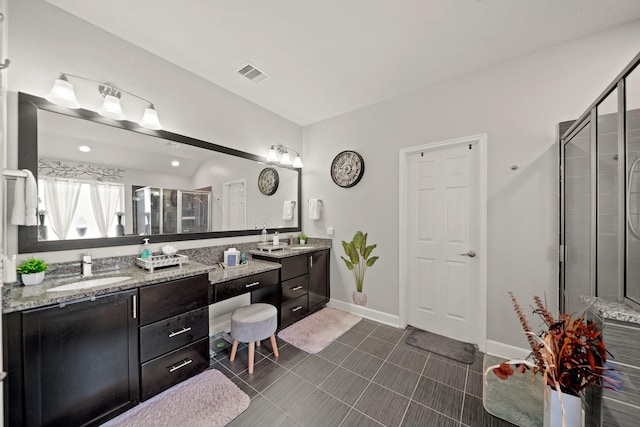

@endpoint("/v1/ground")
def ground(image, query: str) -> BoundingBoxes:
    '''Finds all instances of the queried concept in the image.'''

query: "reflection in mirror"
[18,93,301,252]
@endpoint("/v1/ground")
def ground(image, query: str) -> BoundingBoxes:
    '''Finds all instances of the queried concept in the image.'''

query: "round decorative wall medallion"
[330,150,365,188]
[258,167,279,195]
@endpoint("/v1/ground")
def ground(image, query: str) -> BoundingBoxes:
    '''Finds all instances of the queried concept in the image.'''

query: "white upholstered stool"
[229,303,279,374]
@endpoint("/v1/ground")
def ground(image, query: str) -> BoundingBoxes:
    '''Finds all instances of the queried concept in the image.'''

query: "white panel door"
[223,180,246,230]
[406,143,480,343]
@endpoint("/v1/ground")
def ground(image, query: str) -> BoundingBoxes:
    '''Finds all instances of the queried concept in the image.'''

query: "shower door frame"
[559,51,640,313]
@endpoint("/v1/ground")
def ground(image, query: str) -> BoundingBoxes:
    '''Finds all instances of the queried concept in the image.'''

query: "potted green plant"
[298,232,307,245]
[340,231,379,306]
[17,258,48,286]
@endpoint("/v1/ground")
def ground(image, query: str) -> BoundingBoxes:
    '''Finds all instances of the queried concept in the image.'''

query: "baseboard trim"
[486,340,530,360]
[328,299,401,328]
[210,319,231,335]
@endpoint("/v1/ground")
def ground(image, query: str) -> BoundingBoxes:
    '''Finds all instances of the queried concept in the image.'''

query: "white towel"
[10,169,38,226]
[282,200,294,220]
[308,199,321,220]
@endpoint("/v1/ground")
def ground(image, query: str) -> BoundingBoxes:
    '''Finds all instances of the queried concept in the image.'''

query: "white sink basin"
[46,276,132,292]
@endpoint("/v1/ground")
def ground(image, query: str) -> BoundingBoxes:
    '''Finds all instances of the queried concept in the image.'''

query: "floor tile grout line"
[398,329,430,426]
[459,365,469,423]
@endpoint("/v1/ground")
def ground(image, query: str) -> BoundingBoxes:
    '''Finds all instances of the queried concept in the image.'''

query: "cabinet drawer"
[214,270,278,303]
[140,307,209,363]
[139,274,209,326]
[282,275,308,302]
[281,254,308,281]
[140,338,209,401]
[604,321,640,367]
[281,294,308,327]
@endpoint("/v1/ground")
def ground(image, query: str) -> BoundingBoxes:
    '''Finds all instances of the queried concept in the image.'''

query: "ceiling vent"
[235,61,269,83]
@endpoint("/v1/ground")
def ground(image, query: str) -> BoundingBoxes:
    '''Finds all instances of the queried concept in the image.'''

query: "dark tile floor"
[210,318,517,427]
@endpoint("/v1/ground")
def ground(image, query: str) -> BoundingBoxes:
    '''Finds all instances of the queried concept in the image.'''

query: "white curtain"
[90,182,124,237]
[43,178,82,239]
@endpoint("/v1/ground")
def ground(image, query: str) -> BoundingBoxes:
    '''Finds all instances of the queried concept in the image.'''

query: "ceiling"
[46,0,640,126]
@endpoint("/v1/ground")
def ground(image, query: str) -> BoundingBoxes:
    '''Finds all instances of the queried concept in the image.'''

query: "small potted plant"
[17,258,48,285]
[298,233,307,245]
[341,231,379,306]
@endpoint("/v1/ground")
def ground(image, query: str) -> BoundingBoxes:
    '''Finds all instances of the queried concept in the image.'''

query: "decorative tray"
[136,253,188,272]
[256,242,289,252]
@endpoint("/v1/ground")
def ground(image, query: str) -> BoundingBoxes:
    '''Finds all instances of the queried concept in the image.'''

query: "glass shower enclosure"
[560,53,640,314]
[133,186,211,235]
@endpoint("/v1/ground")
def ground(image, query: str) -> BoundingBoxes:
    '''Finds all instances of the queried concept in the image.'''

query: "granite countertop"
[2,258,281,314]
[208,258,280,284]
[248,243,332,259]
[581,296,640,325]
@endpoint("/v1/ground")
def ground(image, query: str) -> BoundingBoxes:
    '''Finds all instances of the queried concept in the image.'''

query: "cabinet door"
[308,250,329,311]
[22,290,139,427]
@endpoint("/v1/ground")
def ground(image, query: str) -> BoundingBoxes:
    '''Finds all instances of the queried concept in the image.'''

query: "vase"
[21,271,45,286]
[299,239,306,245]
[353,291,367,306]
[543,387,582,427]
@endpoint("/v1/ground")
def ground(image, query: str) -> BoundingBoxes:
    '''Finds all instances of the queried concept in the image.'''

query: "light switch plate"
[326,227,334,236]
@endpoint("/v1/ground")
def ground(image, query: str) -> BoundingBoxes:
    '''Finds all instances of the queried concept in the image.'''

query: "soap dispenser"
[141,238,152,259]
[260,224,267,244]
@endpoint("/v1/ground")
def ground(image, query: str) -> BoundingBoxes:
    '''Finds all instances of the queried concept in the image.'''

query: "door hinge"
[559,245,565,263]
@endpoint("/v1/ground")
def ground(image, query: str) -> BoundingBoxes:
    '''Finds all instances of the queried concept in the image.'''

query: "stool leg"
[256,340,261,347]
[248,342,255,374]
[230,339,239,362]
[270,335,279,358]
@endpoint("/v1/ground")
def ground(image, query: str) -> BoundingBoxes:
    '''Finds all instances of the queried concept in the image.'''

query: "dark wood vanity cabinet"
[3,273,211,426]
[138,274,209,401]
[254,249,330,328]
[4,289,139,427]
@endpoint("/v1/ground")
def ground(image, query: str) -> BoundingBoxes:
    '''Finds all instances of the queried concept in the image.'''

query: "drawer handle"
[292,305,303,312]
[291,285,303,291]
[168,326,192,338]
[169,358,193,373]
[245,281,260,288]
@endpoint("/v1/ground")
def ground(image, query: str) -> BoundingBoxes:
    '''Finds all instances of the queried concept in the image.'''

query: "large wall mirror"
[18,92,301,252]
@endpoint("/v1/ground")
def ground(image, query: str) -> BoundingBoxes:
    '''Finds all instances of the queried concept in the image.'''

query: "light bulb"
[139,105,162,130]
[46,76,81,109]
[266,146,278,162]
[98,94,125,120]
[293,155,303,168]
[280,151,291,165]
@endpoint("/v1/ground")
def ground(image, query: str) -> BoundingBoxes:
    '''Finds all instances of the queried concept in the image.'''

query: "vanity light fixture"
[46,73,163,130]
[266,144,303,168]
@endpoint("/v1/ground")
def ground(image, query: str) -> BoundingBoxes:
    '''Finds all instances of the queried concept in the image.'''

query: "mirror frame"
[18,92,302,253]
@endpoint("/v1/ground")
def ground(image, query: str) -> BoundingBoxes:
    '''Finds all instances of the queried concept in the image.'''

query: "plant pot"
[299,239,306,245]
[543,387,582,427]
[353,291,367,306]
[21,271,45,286]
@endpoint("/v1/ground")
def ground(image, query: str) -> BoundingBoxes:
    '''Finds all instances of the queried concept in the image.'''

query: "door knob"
[460,250,476,258]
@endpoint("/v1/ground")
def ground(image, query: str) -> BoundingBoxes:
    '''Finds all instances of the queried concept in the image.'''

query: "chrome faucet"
[82,254,92,277]
[288,234,294,246]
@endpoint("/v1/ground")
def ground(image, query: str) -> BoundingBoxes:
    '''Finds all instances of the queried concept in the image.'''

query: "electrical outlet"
[326,227,334,236]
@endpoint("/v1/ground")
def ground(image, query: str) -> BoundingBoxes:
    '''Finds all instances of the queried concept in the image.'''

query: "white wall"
[302,20,640,350]
[4,0,302,261]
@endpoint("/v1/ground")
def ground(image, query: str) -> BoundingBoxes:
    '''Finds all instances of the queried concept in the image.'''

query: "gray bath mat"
[405,327,476,364]
[102,369,249,426]
[278,307,362,353]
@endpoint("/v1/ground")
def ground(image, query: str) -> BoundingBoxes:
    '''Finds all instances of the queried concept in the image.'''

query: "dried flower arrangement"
[485,292,619,397]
